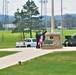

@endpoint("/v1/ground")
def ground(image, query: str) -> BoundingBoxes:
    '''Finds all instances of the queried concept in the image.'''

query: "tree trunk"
[30,28,32,38]
[22,31,25,39]
[20,32,22,41]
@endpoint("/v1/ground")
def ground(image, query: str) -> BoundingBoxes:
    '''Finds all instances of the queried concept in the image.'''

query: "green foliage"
[1,51,76,75]
[13,0,42,38]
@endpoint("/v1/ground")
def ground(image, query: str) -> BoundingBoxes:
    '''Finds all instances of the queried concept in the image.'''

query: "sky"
[0,0,76,16]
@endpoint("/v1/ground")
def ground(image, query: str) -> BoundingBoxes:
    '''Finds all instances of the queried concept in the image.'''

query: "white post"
[51,0,54,33]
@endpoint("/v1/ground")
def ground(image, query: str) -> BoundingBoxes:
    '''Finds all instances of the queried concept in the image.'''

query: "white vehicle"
[16,38,37,47]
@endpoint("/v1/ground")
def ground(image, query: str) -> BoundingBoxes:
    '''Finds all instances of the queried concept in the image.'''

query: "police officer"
[42,30,47,42]
[36,31,41,48]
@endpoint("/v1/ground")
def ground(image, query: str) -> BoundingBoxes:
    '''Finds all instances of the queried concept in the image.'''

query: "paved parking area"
[0,47,76,70]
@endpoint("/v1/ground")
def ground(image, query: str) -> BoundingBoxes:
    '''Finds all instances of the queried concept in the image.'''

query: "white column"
[51,0,54,33]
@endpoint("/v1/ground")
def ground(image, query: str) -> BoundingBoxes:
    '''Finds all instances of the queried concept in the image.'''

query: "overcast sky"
[0,0,76,16]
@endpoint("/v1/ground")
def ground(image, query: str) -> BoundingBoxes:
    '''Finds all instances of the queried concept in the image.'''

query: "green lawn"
[0,51,18,58]
[0,30,76,48]
[0,30,31,48]
[0,51,76,75]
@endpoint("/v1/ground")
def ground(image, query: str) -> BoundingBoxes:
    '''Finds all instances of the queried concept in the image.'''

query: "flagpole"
[51,0,54,33]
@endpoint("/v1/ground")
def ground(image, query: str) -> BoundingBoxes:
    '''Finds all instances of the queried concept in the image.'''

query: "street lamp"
[51,0,54,33]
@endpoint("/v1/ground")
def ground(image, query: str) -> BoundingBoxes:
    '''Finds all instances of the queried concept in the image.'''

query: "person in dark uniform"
[36,30,47,48]
[36,31,41,48]
[42,30,47,42]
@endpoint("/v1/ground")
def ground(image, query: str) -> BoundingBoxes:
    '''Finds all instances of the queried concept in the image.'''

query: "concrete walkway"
[0,47,76,70]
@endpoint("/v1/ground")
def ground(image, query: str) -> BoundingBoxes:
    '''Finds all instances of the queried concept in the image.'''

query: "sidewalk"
[0,47,76,70]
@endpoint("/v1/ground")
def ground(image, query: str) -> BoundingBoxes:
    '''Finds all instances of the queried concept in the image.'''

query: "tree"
[64,14,76,29]
[12,8,27,38]
[13,0,43,38]
[71,17,76,29]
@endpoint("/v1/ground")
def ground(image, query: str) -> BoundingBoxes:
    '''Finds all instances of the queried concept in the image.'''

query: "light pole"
[51,0,54,33]
[2,0,4,27]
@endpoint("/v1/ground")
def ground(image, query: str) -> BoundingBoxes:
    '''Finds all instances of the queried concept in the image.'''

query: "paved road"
[0,47,76,70]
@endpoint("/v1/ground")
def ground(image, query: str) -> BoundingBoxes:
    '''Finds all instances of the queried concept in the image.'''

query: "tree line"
[51,14,76,29]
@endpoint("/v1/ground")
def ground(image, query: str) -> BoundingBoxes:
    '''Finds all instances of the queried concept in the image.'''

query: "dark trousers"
[36,41,40,48]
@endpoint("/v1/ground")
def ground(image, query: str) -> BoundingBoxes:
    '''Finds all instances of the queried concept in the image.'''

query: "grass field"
[0,51,17,58]
[0,30,31,48]
[0,51,76,75]
[0,30,76,48]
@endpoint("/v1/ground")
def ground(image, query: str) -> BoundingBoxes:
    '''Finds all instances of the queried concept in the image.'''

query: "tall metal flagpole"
[61,0,64,42]
[42,0,62,49]
[51,0,54,33]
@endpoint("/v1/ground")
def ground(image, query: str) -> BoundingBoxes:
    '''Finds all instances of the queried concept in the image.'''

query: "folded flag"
[38,35,43,46]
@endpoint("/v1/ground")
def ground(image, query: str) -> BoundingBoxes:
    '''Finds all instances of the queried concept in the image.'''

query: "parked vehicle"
[16,38,36,47]
[62,33,76,46]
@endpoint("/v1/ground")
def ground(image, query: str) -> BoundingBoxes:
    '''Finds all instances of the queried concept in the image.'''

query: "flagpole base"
[42,32,62,49]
